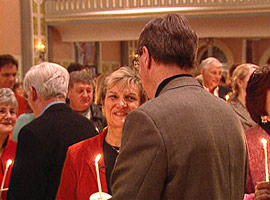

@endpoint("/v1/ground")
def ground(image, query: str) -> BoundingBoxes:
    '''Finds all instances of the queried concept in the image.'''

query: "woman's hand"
[255,181,270,200]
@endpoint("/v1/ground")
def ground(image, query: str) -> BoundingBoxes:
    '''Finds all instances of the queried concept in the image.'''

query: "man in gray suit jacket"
[111,14,248,200]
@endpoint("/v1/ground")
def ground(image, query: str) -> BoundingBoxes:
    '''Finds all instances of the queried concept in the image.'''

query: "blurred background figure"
[200,57,231,100]
[12,82,24,98]
[0,55,26,116]
[68,71,107,133]
[8,62,97,200]
[56,66,146,200]
[67,63,86,74]
[0,88,18,200]
[228,63,258,130]
[0,55,18,89]
[244,65,270,200]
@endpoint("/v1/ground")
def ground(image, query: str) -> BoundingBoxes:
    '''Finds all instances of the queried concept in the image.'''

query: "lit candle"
[0,159,12,192]
[94,154,102,199]
[261,138,269,182]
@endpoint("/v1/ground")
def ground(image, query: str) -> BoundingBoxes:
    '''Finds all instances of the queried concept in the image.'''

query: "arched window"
[200,46,227,66]
[197,39,234,70]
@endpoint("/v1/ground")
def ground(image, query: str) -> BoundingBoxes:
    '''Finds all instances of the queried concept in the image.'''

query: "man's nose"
[82,90,88,96]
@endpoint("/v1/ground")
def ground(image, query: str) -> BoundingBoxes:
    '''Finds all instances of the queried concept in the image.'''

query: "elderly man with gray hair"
[200,57,231,100]
[8,62,97,200]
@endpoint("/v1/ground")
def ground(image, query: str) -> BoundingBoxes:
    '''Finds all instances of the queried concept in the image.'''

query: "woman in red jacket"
[244,65,270,200]
[0,88,17,200]
[56,66,146,200]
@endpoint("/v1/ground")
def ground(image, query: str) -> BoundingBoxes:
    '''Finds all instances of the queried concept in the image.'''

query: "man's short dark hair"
[0,54,18,69]
[67,63,85,74]
[137,14,198,69]
[246,65,270,123]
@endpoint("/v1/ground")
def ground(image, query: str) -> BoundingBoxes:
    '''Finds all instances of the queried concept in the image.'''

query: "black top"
[103,140,119,195]
[155,74,193,97]
[260,122,270,135]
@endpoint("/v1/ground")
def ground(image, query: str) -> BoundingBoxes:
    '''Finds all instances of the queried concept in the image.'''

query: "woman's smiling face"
[0,103,17,136]
[102,82,141,129]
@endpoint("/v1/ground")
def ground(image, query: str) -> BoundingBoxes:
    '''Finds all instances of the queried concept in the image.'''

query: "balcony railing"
[45,0,270,23]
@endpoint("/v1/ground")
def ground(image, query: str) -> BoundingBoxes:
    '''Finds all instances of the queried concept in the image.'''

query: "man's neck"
[34,97,65,117]
[150,63,191,99]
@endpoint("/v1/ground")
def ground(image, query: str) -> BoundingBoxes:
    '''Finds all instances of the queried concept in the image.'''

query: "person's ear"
[30,86,38,101]
[236,78,243,88]
[201,69,205,77]
[142,46,152,69]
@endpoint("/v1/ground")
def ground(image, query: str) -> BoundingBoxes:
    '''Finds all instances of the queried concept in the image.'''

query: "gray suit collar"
[158,76,203,97]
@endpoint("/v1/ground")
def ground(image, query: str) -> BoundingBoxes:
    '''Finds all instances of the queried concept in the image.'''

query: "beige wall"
[99,41,121,73]
[0,0,21,55]
[253,38,270,65]
[101,41,121,62]
[219,38,243,65]
[52,27,74,60]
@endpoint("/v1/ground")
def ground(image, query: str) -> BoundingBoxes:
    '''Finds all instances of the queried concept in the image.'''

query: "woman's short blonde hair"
[231,63,258,97]
[101,66,146,105]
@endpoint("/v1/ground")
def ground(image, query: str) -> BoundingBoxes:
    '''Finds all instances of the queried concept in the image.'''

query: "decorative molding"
[45,0,270,23]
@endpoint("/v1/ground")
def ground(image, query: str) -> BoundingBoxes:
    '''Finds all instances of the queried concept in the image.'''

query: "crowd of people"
[0,13,269,200]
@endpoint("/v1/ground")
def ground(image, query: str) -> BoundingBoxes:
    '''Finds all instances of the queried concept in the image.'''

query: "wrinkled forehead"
[206,62,222,71]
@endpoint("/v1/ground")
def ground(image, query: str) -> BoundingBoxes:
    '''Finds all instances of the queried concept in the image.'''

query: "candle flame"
[261,138,268,148]
[225,94,230,101]
[95,154,101,163]
[6,159,12,168]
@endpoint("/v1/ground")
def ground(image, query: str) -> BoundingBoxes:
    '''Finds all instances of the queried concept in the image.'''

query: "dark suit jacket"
[218,85,232,100]
[111,76,248,200]
[8,103,97,200]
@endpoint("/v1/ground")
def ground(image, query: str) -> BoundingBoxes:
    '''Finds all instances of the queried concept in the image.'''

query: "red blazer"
[56,129,108,200]
[1,139,17,200]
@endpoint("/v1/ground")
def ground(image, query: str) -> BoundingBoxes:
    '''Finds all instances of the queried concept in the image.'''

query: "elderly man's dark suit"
[8,103,97,200]
[111,75,248,200]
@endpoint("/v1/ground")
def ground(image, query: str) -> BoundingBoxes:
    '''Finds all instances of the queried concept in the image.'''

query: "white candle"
[0,159,12,192]
[261,138,269,182]
[94,154,102,199]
